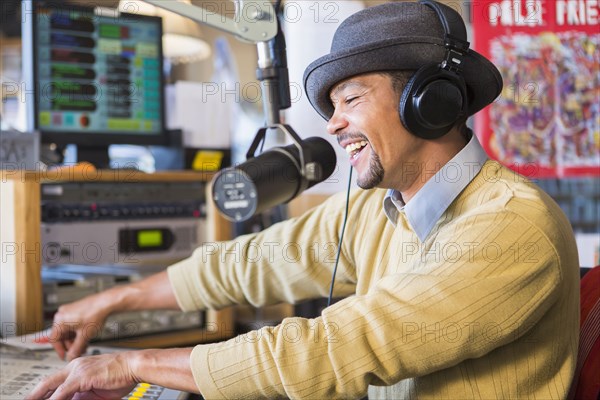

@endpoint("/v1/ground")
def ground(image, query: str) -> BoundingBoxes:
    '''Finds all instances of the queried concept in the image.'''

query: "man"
[29,1,580,399]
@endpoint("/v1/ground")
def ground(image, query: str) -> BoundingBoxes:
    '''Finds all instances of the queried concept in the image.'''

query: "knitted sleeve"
[166,190,361,312]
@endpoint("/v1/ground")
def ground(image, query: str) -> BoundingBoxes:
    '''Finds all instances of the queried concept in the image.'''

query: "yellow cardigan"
[168,160,580,399]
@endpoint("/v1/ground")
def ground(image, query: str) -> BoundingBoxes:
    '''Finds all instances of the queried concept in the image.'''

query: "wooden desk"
[0,169,233,345]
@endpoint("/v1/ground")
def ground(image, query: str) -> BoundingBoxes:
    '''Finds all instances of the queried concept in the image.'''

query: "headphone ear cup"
[399,70,422,133]
[398,64,467,140]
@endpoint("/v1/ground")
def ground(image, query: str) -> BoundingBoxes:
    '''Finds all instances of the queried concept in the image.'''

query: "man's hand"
[26,352,137,400]
[49,293,114,362]
[49,270,180,361]
[27,348,199,399]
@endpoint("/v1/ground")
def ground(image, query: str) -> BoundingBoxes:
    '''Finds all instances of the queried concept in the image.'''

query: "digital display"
[34,6,163,135]
[137,230,163,248]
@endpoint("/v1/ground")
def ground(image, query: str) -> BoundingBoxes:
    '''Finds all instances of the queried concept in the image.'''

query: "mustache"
[337,132,369,146]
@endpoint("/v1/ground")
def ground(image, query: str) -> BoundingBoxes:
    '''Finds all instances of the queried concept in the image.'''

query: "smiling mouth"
[345,140,369,159]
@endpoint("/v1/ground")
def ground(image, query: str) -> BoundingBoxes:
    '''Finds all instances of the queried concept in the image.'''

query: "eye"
[345,95,359,104]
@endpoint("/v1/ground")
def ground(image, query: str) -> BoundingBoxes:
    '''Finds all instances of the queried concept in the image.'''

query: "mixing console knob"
[42,205,62,221]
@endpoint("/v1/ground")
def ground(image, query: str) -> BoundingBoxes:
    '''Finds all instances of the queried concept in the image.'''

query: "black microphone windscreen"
[301,137,337,189]
[211,136,337,222]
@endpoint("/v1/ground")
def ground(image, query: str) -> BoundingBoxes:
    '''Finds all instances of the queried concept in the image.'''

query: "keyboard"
[0,344,187,400]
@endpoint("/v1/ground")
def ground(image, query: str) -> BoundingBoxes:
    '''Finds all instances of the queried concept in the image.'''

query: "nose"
[326,106,348,136]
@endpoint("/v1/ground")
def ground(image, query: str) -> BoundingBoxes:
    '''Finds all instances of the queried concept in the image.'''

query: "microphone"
[212,129,336,222]
[212,9,336,222]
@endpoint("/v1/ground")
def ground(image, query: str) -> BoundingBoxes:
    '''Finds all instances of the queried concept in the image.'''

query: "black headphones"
[399,0,470,140]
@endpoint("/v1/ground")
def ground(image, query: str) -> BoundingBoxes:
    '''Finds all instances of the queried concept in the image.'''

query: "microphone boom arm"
[143,0,278,43]
[143,1,289,126]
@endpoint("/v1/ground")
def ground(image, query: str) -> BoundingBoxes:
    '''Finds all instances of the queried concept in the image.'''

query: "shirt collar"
[383,132,488,242]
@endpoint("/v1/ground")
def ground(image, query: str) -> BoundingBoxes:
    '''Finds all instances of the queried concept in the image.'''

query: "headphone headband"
[419,0,467,39]
[420,0,470,74]
[399,0,470,139]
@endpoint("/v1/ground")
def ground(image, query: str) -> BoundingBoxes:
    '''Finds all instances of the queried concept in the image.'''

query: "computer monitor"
[22,1,168,168]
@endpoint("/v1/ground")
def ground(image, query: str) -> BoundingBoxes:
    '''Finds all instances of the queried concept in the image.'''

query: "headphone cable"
[327,167,353,307]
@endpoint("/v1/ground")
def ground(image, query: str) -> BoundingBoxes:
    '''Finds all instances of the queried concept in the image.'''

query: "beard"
[337,132,385,189]
[357,149,384,189]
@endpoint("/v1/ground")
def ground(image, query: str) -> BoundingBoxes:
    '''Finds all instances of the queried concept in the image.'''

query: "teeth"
[345,140,368,154]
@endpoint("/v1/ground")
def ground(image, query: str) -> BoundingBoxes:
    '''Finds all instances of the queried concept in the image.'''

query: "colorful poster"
[472,0,599,177]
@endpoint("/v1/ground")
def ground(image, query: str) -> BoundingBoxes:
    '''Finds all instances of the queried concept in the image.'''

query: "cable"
[327,167,353,307]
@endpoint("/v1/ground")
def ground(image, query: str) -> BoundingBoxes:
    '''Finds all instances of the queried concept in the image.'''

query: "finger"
[51,323,77,360]
[49,326,67,361]
[51,338,68,361]
[27,371,67,400]
[48,372,89,400]
[49,383,78,400]
[25,386,53,400]
[66,331,88,361]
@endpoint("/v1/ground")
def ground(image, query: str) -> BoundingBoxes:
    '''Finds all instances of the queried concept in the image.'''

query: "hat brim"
[303,37,503,121]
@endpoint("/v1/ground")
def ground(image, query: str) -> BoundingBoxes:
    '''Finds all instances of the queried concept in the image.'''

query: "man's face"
[327,73,423,190]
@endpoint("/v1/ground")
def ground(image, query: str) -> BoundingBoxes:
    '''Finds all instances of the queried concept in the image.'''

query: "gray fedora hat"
[303,1,503,121]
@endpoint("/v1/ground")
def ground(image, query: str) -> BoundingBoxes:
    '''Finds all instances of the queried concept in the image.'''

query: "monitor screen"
[23,1,168,160]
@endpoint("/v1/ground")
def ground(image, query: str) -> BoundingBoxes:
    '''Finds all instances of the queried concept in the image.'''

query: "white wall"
[284,1,365,195]
[0,181,17,337]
